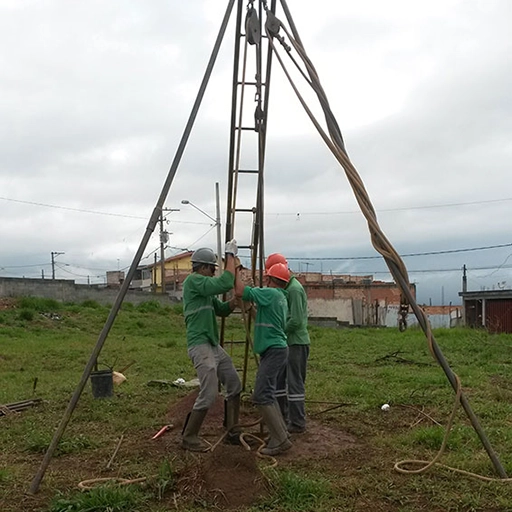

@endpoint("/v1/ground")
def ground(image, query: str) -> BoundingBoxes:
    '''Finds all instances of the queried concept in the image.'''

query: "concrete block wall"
[0,277,177,307]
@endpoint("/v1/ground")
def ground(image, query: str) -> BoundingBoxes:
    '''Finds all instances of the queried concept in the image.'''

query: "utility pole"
[51,252,64,280]
[153,253,157,292]
[159,207,179,294]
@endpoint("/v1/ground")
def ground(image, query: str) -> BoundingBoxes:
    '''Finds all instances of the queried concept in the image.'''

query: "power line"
[0,262,50,269]
[3,195,512,221]
[332,263,512,276]
[55,263,103,279]
[0,196,209,225]
[286,242,512,261]
[0,196,147,220]
[1,242,510,272]
[266,197,512,216]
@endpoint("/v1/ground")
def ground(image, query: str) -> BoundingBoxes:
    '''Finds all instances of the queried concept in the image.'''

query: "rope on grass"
[208,430,229,452]
[77,476,147,490]
[209,417,263,453]
[240,432,278,468]
[393,376,512,482]
[263,5,508,481]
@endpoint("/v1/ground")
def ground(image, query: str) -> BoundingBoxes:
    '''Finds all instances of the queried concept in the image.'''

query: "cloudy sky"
[1,0,511,305]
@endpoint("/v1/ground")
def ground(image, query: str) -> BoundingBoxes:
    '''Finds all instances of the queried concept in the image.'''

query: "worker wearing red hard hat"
[265,253,311,434]
[235,261,292,456]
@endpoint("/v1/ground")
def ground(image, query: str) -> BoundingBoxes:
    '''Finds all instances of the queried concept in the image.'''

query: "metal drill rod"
[29,0,236,493]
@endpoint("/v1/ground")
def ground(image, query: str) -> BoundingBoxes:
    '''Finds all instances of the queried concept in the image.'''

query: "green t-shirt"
[183,271,234,348]
[242,286,288,355]
[285,276,311,346]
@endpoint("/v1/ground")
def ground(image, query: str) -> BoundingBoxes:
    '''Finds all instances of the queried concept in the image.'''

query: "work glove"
[225,239,238,256]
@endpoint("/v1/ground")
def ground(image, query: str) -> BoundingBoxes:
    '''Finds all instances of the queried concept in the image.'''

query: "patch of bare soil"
[4,391,360,512]
[153,390,358,509]
[0,298,17,310]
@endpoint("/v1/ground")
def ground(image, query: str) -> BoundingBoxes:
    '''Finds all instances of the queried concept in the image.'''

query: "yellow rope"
[264,10,510,483]
[77,476,147,490]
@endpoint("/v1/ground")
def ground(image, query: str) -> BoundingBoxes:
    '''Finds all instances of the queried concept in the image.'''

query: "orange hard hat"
[265,253,288,271]
[266,262,290,283]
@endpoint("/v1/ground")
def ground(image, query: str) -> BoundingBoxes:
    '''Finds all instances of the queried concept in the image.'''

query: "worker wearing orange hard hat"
[235,262,292,456]
[265,253,311,434]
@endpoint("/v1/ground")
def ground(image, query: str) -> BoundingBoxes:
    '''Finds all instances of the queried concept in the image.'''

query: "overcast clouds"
[1,0,511,305]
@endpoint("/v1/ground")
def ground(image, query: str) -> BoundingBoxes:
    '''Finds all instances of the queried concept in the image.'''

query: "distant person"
[266,253,311,434]
[181,240,242,452]
[235,262,292,456]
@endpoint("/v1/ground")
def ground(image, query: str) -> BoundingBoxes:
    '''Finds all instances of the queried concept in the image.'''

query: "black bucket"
[90,369,113,399]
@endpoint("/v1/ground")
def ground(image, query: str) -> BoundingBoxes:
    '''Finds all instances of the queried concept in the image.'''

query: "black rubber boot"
[224,394,242,444]
[273,402,291,439]
[181,410,209,452]
[258,404,292,456]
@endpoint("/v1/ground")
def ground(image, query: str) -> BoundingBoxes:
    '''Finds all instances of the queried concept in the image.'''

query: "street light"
[51,251,65,280]
[182,182,222,273]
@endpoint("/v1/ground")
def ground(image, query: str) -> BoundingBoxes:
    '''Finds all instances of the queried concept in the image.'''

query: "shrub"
[19,297,61,312]
[81,300,104,309]
[18,309,35,321]
[136,300,162,313]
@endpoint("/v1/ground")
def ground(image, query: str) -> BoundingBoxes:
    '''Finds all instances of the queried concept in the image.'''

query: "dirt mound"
[200,447,267,509]
[155,390,358,509]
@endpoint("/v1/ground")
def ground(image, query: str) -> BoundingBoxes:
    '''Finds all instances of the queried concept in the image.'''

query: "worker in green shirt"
[181,240,241,452]
[235,262,292,456]
[266,253,311,433]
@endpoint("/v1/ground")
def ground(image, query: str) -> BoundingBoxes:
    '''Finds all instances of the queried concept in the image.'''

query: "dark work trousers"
[276,344,309,429]
[253,346,288,406]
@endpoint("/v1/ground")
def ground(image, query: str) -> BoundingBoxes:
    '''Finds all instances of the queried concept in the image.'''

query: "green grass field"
[2,297,512,511]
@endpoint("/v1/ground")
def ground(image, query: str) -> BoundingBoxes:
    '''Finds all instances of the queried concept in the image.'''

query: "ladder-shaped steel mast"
[220,0,277,390]
[29,0,509,493]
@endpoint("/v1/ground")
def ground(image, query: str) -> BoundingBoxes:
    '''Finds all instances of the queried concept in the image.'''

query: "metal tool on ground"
[151,424,174,440]
[0,398,42,416]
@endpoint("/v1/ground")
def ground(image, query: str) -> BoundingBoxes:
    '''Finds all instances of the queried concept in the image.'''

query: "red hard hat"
[265,253,288,271]
[266,262,290,283]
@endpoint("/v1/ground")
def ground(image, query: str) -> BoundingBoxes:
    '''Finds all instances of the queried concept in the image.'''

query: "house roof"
[164,251,194,263]
[142,251,194,269]
[459,289,512,300]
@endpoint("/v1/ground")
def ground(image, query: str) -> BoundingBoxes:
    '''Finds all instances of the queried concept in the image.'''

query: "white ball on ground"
[381,403,390,411]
